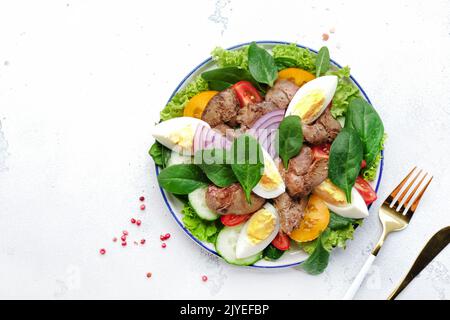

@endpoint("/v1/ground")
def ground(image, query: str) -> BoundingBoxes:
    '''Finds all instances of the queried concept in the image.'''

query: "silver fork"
[343,167,433,299]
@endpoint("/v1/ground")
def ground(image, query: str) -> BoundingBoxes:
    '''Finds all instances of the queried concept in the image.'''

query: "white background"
[1,0,450,300]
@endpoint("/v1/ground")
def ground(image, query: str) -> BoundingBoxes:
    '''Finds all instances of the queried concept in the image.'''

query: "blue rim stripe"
[155,41,384,269]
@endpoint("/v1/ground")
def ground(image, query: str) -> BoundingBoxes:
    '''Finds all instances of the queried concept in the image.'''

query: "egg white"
[151,117,210,156]
[324,188,369,219]
[252,149,285,199]
[285,75,338,124]
[235,203,280,259]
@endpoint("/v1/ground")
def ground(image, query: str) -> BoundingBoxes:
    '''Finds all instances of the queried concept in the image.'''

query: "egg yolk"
[260,160,282,190]
[247,209,276,244]
[313,179,347,206]
[169,124,194,150]
[292,89,326,123]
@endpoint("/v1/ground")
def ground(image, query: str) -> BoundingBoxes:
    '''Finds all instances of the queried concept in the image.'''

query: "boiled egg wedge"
[285,75,338,124]
[313,179,369,219]
[151,117,210,156]
[252,149,285,199]
[235,203,280,259]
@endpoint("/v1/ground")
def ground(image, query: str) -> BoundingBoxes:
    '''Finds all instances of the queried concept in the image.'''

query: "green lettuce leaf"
[181,203,222,244]
[160,76,209,121]
[211,46,249,69]
[327,66,361,118]
[325,224,357,249]
[300,238,319,255]
[272,43,316,72]
[301,221,361,255]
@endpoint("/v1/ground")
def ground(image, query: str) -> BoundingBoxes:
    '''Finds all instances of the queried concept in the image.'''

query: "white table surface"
[1,0,450,300]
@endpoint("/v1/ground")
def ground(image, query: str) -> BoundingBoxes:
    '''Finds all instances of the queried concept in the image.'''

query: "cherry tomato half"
[361,159,367,169]
[354,176,377,205]
[220,214,251,227]
[232,81,262,108]
[311,143,331,160]
[271,231,290,251]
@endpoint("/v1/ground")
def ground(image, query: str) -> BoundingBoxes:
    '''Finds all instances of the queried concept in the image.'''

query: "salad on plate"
[149,42,385,274]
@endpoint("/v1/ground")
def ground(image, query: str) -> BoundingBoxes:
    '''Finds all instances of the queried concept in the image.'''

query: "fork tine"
[402,172,428,213]
[395,169,423,211]
[386,167,416,207]
[408,176,433,213]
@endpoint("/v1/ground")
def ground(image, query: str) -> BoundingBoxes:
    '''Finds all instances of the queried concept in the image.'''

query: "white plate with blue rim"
[155,41,384,269]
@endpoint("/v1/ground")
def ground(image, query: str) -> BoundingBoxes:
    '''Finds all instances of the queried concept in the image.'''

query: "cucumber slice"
[166,151,193,167]
[215,225,263,266]
[188,187,219,221]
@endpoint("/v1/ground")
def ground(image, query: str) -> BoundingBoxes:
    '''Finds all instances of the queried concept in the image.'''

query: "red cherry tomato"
[220,214,251,227]
[311,143,331,160]
[271,231,290,251]
[232,81,262,108]
[355,176,377,205]
[361,159,367,169]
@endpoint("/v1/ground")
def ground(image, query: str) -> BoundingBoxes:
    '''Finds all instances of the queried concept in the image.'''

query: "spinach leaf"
[206,80,234,91]
[315,46,330,77]
[230,134,264,203]
[277,115,303,168]
[274,57,298,71]
[345,98,384,167]
[263,244,285,260]
[196,149,237,187]
[301,229,331,275]
[328,127,363,203]
[149,141,171,168]
[329,212,357,230]
[173,194,189,204]
[157,164,209,194]
[201,67,261,91]
[248,42,278,87]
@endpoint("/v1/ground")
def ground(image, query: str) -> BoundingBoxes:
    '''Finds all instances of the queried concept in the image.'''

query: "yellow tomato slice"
[289,194,330,242]
[183,91,218,119]
[278,68,315,87]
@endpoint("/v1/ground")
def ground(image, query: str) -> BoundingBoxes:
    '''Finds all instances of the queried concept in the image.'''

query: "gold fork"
[343,167,433,300]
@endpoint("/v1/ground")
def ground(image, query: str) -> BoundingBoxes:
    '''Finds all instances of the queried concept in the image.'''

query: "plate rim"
[154,40,384,269]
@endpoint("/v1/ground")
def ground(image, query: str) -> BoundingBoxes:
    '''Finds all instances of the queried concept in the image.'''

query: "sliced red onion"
[193,124,208,153]
[193,125,231,153]
[258,127,276,151]
[204,127,216,149]
[247,109,284,157]
[267,133,278,158]
[248,109,285,135]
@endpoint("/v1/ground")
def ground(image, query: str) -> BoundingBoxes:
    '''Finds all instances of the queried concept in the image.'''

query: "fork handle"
[343,254,376,300]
